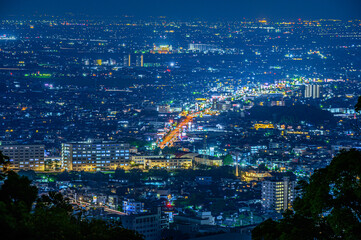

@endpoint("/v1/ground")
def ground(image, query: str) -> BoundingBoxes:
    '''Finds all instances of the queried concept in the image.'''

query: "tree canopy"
[222,154,234,166]
[0,151,144,240]
[248,104,335,125]
[355,96,361,112]
[252,149,361,240]
[0,150,10,180]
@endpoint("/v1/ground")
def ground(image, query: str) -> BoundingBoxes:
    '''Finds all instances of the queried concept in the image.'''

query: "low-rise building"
[174,211,215,225]
[144,157,192,169]
[194,155,222,166]
[123,198,145,214]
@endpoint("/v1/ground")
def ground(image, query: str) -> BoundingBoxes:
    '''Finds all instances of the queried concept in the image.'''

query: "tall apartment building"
[61,140,130,171]
[304,85,321,98]
[261,173,296,212]
[136,55,144,67]
[123,54,131,67]
[0,144,45,171]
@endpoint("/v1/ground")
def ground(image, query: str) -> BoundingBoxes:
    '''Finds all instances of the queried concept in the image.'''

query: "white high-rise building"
[262,174,296,212]
[304,85,321,98]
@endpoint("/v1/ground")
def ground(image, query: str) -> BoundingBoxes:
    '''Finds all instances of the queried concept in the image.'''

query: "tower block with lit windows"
[235,154,239,178]
[261,173,296,212]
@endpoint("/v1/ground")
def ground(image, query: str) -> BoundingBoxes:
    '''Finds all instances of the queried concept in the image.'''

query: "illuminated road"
[158,108,213,149]
[70,198,126,215]
[158,115,194,149]
[103,207,127,215]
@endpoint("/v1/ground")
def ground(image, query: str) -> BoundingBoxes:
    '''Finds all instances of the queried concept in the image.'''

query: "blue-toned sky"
[0,0,360,19]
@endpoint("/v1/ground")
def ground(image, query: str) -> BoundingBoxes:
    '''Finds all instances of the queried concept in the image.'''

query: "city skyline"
[0,1,361,239]
[1,0,361,19]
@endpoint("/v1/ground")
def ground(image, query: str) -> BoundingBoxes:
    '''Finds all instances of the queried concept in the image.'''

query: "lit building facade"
[188,43,218,52]
[194,155,222,166]
[136,55,144,67]
[262,174,296,212]
[144,157,192,169]
[0,145,45,171]
[123,54,131,67]
[131,155,164,165]
[151,44,172,54]
[0,144,45,171]
[123,199,145,214]
[61,140,130,171]
[304,85,321,98]
[243,169,272,182]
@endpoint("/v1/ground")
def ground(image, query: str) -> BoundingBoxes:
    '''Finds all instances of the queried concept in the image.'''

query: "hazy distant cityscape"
[0,13,361,240]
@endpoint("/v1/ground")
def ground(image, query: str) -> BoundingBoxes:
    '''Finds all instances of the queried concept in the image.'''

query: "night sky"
[0,0,361,19]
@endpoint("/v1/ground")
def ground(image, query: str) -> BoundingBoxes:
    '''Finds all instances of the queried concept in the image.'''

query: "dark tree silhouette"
[354,96,361,135]
[252,149,361,240]
[0,152,144,240]
[0,171,38,211]
[355,96,361,112]
[222,154,233,166]
[0,150,10,179]
[248,104,335,125]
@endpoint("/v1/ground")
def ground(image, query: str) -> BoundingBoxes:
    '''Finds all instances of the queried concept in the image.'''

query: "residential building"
[61,140,130,171]
[0,144,45,171]
[261,173,296,212]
